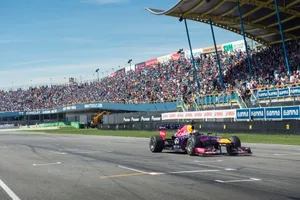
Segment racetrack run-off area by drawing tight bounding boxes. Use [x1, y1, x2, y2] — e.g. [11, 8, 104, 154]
[0, 132, 299, 200]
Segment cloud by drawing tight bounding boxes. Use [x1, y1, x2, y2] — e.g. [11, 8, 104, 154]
[80, 0, 128, 5]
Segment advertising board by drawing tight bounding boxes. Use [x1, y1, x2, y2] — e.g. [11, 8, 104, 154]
[254, 87, 297, 99]
[236, 106, 300, 120]
[161, 109, 236, 120]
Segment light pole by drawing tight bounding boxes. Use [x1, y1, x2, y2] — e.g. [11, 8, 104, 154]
[95, 69, 99, 82]
[128, 59, 132, 70]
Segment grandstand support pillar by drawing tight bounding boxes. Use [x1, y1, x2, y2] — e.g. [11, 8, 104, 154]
[183, 18, 200, 89]
[209, 19, 224, 87]
[237, 1, 253, 78]
[274, 0, 291, 75]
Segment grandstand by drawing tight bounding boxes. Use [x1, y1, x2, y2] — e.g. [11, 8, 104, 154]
[0, 0, 300, 126]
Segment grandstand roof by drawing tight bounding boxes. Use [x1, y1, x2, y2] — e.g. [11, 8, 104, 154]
[146, 0, 300, 46]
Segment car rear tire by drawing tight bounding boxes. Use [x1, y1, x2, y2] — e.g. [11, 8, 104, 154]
[227, 136, 241, 156]
[149, 135, 164, 153]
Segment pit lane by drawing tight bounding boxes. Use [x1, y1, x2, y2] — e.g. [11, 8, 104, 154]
[0, 131, 299, 200]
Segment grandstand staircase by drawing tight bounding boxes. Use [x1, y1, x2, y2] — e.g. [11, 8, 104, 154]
[235, 92, 248, 109]
[176, 97, 189, 112]
[176, 92, 248, 112]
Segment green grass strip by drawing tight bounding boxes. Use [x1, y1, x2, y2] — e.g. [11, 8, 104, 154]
[20, 127, 300, 145]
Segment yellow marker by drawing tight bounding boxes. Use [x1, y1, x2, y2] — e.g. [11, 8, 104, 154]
[199, 124, 202, 129]
[100, 172, 147, 179]
[249, 125, 252, 130]
[286, 124, 290, 130]
[223, 125, 226, 129]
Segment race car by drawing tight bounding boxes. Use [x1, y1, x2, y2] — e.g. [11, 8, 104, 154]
[149, 124, 252, 156]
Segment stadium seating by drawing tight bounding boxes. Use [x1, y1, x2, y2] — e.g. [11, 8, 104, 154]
[0, 39, 299, 112]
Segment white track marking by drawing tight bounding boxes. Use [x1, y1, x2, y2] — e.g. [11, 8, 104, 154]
[148, 172, 165, 175]
[225, 168, 237, 171]
[148, 170, 221, 175]
[194, 160, 223, 163]
[118, 165, 147, 173]
[33, 162, 61, 166]
[169, 169, 220, 174]
[0, 178, 21, 200]
[193, 162, 236, 171]
[273, 154, 285, 156]
[215, 178, 261, 183]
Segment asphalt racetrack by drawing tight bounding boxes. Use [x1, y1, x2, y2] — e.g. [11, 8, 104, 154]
[0, 132, 299, 200]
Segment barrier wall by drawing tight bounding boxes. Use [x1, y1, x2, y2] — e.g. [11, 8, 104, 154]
[97, 120, 300, 134]
[38, 121, 84, 129]
[39, 122, 71, 127]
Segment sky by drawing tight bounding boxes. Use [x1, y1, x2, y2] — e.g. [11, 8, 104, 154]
[0, 0, 243, 89]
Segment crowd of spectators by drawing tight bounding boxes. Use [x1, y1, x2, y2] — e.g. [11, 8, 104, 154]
[0, 39, 299, 112]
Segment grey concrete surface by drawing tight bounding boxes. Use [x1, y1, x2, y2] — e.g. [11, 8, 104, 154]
[0, 132, 299, 200]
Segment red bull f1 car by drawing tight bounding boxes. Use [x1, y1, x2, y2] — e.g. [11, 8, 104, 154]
[149, 125, 252, 156]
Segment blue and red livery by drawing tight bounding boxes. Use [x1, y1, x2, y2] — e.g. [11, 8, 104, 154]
[149, 125, 252, 156]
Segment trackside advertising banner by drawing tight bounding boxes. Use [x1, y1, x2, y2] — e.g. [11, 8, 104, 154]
[236, 106, 300, 120]
[135, 62, 146, 72]
[146, 58, 158, 67]
[253, 86, 300, 99]
[123, 116, 161, 122]
[161, 109, 236, 120]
